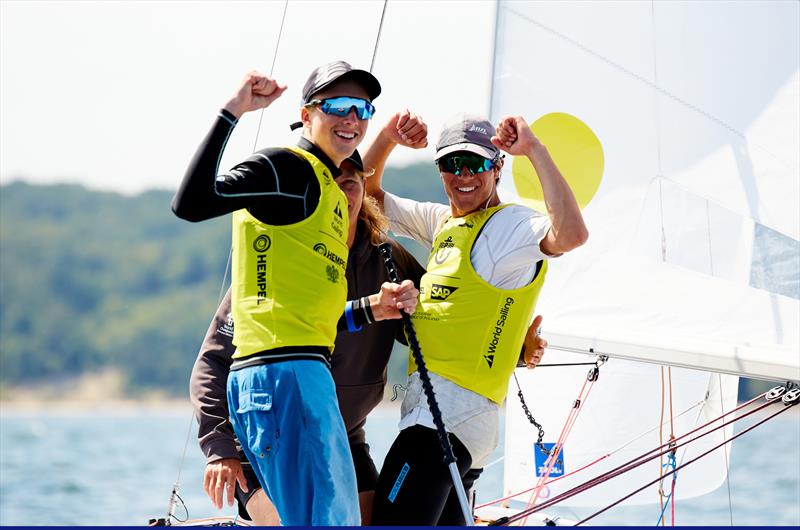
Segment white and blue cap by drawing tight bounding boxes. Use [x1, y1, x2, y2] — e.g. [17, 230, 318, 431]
[434, 113, 500, 162]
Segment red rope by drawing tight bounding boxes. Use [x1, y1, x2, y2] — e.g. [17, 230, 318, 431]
[499, 395, 774, 525]
[574, 402, 796, 525]
[521, 378, 597, 524]
[483, 391, 767, 514]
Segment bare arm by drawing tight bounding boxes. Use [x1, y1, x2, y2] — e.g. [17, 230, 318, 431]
[363, 109, 428, 210]
[492, 116, 588, 255]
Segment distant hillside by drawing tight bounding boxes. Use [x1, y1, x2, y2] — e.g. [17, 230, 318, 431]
[0, 170, 771, 400]
[0, 162, 444, 396]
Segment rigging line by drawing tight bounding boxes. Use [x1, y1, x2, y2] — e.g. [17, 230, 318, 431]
[512, 372, 547, 453]
[718, 375, 735, 526]
[476, 454, 609, 510]
[574, 402, 798, 526]
[252, 0, 290, 152]
[503, 6, 798, 174]
[378, 243, 474, 526]
[477, 399, 704, 510]
[369, 0, 389, 72]
[533, 362, 597, 368]
[168, 2, 291, 517]
[523, 378, 597, 524]
[667, 367, 676, 526]
[650, 0, 664, 179]
[498, 395, 772, 524]
[165, 411, 198, 521]
[497, 397, 776, 524]
[658, 366, 666, 521]
[476, 395, 735, 511]
[216, 247, 232, 306]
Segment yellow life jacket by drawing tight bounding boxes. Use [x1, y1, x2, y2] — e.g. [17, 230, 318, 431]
[410, 204, 548, 403]
[231, 146, 348, 358]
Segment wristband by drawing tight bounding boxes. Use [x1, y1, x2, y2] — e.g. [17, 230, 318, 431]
[360, 296, 374, 324]
[344, 300, 362, 332]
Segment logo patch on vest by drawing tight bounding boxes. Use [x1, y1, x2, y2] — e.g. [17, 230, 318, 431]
[253, 235, 271, 252]
[434, 236, 455, 264]
[430, 283, 458, 300]
[485, 297, 515, 365]
[218, 312, 234, 338]
[325, 264, 340, 284]
[313, 242, 346, 270]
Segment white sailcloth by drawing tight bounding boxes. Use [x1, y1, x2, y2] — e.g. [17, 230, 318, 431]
[490, 0, 799, 507]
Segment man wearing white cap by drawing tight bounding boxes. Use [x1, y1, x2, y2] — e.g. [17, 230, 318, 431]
[363, 111, 588, 524]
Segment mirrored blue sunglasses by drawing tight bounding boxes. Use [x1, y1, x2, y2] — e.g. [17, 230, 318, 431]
[306, 96, 376, 120]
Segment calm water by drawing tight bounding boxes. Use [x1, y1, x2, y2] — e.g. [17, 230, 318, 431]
[1, 403, 798, 526]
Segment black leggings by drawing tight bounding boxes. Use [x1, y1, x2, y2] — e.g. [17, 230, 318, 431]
[371, 425, 483, 526]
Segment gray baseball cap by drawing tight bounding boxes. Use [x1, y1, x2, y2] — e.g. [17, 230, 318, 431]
[301, 60, 381, 105]
[434, 113, 500, 162]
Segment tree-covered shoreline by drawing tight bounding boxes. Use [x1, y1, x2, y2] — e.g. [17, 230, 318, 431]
[0, 162, 443, 396]
[0, 170, 772, 400]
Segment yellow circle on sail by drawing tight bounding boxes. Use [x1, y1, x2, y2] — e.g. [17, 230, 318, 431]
[511, 113, 604, 212]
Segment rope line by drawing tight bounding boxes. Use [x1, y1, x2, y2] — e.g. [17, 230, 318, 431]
[494, 395, 775, 525]
[477, 395, 706, 510]
[575, 402, 797, 525]
[370, 0, 389, 72]
[378, 243, 474, 525]
[166, 2, 290, 521]
[521, 376, 597, 525]
[252, 0, 290, 152]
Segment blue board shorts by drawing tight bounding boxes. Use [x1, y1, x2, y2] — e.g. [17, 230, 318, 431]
[227, 360, 360, 526]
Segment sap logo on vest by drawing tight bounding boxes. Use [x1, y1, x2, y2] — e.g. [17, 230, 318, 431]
[430, 283, 458, 300]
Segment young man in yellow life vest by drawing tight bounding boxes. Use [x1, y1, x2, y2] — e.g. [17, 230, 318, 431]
[172, 62, 420, 526]
[363, 111, 588, 524]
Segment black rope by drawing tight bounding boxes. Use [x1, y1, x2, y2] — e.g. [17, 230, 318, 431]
[512, 372, 548, 455]
[535, 362, 597, 368]
[378, 242, 456, 467]
[169, 492, 189, 523]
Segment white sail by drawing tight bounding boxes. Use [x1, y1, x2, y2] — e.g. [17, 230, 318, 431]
[491, 0, 799, 509]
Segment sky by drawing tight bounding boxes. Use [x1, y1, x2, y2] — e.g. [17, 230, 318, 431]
[1, 0, 496, 195]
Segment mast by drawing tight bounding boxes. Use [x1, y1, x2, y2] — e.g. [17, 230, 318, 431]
[487, 0, 501, 121]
